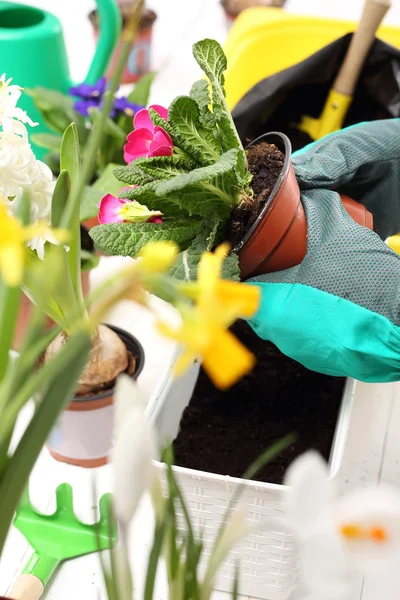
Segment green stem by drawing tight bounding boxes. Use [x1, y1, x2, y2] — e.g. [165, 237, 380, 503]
[0, 281, 20, 383]
[201, 182, 236, 205]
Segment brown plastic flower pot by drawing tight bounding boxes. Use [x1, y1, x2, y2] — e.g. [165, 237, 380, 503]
[235, 132, 374, 279]
[46, 325, 144, 468]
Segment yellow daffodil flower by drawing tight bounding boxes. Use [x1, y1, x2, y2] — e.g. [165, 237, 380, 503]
[159, 244, 260, 389]
[0, 203, 67, 287]
[138, 241, 179, 273]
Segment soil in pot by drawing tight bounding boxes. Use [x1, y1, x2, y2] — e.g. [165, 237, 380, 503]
[227, 142, 284, 249]
[172, 320, 345, 485]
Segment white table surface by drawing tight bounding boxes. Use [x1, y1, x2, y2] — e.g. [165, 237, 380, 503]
[3, 0, 400, 598]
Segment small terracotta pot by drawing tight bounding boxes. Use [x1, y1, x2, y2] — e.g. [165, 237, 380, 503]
[236, 132, 374, 279]
[46, 325, 144, 468]
[89, 7, 157, 85]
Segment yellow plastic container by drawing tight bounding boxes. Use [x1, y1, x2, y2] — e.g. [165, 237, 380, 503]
[224, 8, 400, 110]
[387, 235, 400, 254]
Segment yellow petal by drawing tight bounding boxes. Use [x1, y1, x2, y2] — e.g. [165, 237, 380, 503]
[139, 241, 179, 272]
[0, 245, 24, 286]
[202, 328, 256, 390]
[197, 243, 230, 290]
[215, 281, 260, 318]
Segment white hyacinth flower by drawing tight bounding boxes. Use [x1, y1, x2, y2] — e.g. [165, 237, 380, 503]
[113, 375, 156, 526]
[285, 452, 400, 600]
[0, 74, 56, 259]
[0, 73, 37, 133]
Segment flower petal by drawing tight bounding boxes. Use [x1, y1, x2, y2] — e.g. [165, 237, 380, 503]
[124, 128, 154, 163]
[133, 108, 153, 131]
[148, 143, 173, 158]
[202, 327, 256, 390]
[98, 193, 127, 224]
[284, 452, 335, 535]
[153, 126, 173, 147]
[150, 104, 169, 121]
[113, 375, 156, 525]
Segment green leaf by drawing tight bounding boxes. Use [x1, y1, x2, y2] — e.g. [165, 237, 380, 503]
[149, 109, 203, 166]
[118, 181, 187, 218]
[155, 149, 238, 196]
[79, 186, 104, 222]
[52, 170, 71, 228]
[169, 214, 220, 281]
[90, 219, 200, 258]
[190, 79, 217, 131]
[60, 123, 81, 291]
[0, 331, 91, 553]
[114, 164, 154, 186]
[133, 156, 194, 180]
[27, 87, 86, 140]
[192, 40, 244, 155]
[30, 133, 63, 154]
[166, 96, 221, 165]
[127, 72, 156, 106]
[93, 163, 122, 196]
[170, 215, 240, 281]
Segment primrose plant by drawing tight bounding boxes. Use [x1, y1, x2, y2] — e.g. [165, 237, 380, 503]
[90, 39, 254, 281]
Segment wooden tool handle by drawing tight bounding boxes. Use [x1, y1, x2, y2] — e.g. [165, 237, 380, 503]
[9, 575, 44, 600]
[333, 0, 391, 96]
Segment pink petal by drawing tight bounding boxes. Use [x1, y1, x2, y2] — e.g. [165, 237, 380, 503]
[133, 108, 153, 131]
[124, 128, 154, 163]
[98, 194, 127, 224]
[149, 104, 169, 121]
[153, 126, 173, 147]
[149, 216, 163, 223]
[119, 185, 138, 194]
[148, 143, 173, 158]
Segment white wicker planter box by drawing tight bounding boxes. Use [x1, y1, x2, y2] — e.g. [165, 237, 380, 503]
[147, 359, 355, 600]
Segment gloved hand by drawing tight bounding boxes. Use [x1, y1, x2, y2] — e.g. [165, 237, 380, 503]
[248, 119, 400, 382]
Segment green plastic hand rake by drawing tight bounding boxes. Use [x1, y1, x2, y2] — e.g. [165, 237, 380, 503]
[9, 484, 117, 600]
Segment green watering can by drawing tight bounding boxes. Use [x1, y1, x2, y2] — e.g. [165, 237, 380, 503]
[0, 0, 122, 159]
[8, 484, 117, 599]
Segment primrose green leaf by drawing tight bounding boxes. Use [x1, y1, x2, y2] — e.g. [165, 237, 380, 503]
[127, 72, 156, 106]
[167, 96, 221, 164]
[190, 79, 217, 131]
[114, 164, 154, 186]
[149, 109, 204, 166]
[133, 156, 194, 180]
[192, 39, 244, 156]
[118, 181, 189, 218]
[30, 133, 63, 154]
[155, 149, 238, 196]
[170, 215, 240, 281]
[90, 220, 200, 258]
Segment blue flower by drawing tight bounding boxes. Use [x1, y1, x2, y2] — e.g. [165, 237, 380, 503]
[73, 98, 101, 116]
[113, 97, 143, 117]
[69, 77, 107, 100]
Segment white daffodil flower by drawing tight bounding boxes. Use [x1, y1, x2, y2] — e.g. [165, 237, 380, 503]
[112, 375, 156, 527]
[285, 452, 400, 600]
[0, 73, 37, 133]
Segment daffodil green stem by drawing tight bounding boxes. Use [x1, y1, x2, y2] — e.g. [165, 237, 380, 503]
[0, 281, 20, 383]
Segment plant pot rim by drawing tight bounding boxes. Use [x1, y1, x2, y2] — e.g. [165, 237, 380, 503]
[232, 131, 292, 254]
[88, 7, 157, 30]
[72, 323, 144, 404]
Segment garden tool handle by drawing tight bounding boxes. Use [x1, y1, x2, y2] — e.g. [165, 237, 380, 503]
[9, 574, 44, 600]
[333, 0, 391, 96]
[85, 0, 122, 84]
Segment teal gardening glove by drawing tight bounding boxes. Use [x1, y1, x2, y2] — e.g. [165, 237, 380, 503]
[248, 120, 400, 382]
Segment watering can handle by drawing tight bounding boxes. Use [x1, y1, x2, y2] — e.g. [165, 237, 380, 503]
[85, 0, 122, 84]
[333, 0, 391, 97]
[9, 574, 44, 600]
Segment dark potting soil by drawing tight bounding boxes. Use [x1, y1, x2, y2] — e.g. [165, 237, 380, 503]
[227, 142, 285, 249]
[172, 320, 345, 485]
